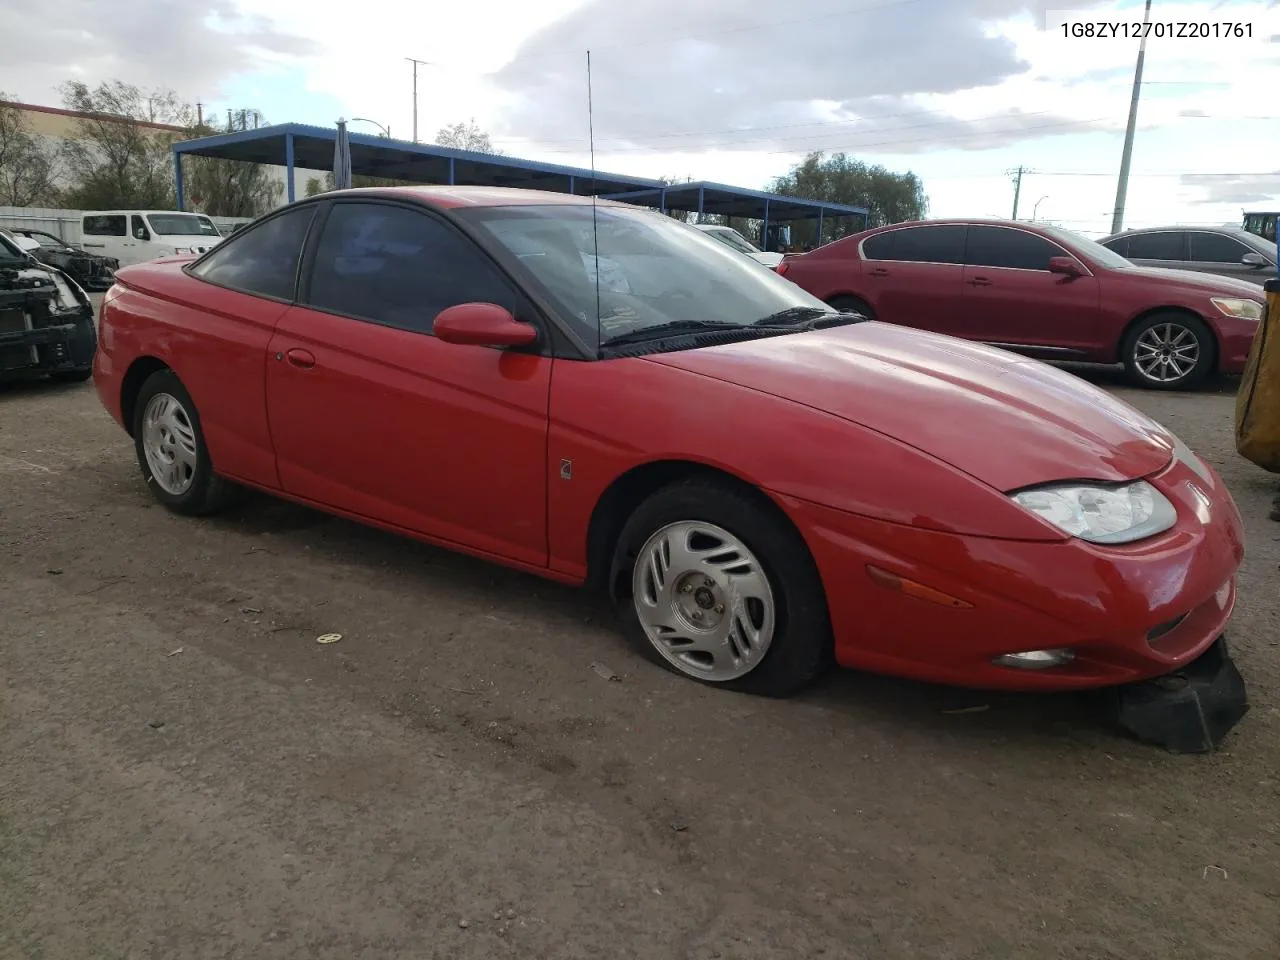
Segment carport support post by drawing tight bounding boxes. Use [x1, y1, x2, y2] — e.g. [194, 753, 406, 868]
[449, 158, 456, 185]
[697, 186, 705, 223]
[762, 200, 770, 251]
[173, 149, 185, 211]
[817, 208, 824, 247]
[568, 175, 575, 195]
[285, 133, 296, 203]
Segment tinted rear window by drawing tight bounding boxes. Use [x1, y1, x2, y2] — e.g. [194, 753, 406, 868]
[865, 225, 965, 264]
[1124, 232, 1184, 261]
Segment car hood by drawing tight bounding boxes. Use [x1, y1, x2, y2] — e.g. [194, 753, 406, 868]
[1113, 263, 1266, 296]
[646, 322, 1175, 491]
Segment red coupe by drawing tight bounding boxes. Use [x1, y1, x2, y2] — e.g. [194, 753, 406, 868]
[93, 187, 1244, 697]
[776, 218, 1265, 391]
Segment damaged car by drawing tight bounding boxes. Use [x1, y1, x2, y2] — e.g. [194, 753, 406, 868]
[0, 228, 97, 385]
[10, 228, 118, 292]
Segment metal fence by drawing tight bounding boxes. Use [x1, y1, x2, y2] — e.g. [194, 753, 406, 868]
[0, 206, 251, 244]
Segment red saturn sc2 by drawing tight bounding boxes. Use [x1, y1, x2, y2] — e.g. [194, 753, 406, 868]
[93, 187, 1244, 698]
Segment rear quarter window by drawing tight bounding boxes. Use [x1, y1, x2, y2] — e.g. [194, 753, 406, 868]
[84, 215, 126, 237]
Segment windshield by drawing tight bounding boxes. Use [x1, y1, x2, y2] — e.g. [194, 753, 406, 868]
[1243, 213, 1277, 242]
[0, 230, 25, 260]
[704, 227, 762, 255]
[459, 204, 832, 351]
[1039, 224, 1134, 269]
[146, 213, 221, 237]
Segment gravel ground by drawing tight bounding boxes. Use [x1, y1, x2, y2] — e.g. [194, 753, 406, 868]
[2, 310, 1278, 959]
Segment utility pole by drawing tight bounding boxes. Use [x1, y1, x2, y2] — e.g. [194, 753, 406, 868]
[1009, 166, 1026, 219]
[406, 58, 430, 142]
[196, 102, 204, 128]
[1111, 0, 1154, 234]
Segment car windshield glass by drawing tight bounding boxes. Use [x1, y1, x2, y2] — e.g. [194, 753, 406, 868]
[1039, 225, 1133, 269]
[1240, 232, 1278, 260]
[705, 228, 761, 255]
[146, 213, 221, 237]
[458, 204, 835, 351]
[0, 232, 25, 261]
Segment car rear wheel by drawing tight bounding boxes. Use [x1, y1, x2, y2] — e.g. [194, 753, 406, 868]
[827, 295, 874, 319]
[609, 477, 832, 697]
[1122, 312, 1215, 390]
[132, 369, 241, 516]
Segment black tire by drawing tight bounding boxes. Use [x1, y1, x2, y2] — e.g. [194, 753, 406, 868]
[1121, 311, 1215, 390]
[131, 368, 241, 516]
[608, 477, 832, 697]
[51, 368, 92, 384]
[827, 295, 874, 319]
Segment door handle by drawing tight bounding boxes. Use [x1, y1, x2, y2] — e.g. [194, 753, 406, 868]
[869, 267, 890, 277]
[283, 348, 316, 369]
[967, 276, 993, 287]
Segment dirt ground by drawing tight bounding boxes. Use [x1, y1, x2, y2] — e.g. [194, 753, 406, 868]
[2, 309, 1278, 959]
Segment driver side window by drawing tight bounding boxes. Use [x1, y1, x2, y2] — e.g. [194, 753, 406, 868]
[304, 202, 520, 335]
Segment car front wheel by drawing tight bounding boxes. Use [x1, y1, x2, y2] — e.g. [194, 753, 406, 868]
[1121, 312, 1215, 390]
[132, 369, 241, 516]
[610, 477, 832, 697]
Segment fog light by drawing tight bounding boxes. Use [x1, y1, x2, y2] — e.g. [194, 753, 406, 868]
[992, 648, 1075, 670]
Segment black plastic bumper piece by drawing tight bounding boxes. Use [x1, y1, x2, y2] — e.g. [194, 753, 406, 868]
[1115, 636, 1249, 753]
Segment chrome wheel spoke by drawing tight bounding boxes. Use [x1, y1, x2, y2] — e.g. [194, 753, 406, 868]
[631, 520, 776, 682]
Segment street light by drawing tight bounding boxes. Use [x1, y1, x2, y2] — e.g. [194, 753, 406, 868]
[1032, 196, 1049, 221]
[349, 117, 391, 138]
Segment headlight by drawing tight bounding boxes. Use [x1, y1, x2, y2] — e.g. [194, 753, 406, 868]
[1011, 481, 1176, 544]
[1210, 297, 1263, 320]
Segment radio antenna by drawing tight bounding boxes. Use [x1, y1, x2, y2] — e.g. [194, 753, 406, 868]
[587, 49, 601, 349]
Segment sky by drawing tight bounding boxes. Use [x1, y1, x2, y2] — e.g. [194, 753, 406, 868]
[0, 0, 1277, 235]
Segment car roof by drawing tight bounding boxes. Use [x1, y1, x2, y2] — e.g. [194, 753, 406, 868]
[328, 185, 635, 211]
[1099, 224, 1272, 243]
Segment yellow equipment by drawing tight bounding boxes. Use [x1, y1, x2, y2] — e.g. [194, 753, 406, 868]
[1235, 279, 1280, 472]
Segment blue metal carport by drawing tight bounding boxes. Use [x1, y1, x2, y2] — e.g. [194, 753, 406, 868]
[170, 124, 870, 240]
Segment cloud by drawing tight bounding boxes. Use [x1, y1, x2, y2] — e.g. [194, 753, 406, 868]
[1182, 171, 1280, 204]
[488, 0, 1110, 154]
[0, 0, 314, 107]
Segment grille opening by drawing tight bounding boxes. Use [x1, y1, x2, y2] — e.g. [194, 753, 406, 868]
[1147, 613, 1188, 643]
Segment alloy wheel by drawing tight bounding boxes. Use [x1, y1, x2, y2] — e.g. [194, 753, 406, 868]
[631, 520, 776, 681]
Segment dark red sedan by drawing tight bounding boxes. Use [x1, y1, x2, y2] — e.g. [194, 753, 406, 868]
[93, 188, 1243, 698]
[777, 218, 1265, 390]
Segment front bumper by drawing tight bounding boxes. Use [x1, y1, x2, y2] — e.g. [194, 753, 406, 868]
[0, 285, 96, 379]
[784, 455, 1245, 692]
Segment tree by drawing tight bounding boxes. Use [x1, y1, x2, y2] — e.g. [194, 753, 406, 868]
[434, 119, 500, 155]
[769, 151, 928, 247]
[305, 176, 326, 197]
[59, 80, 187, 209]
[182, 110, 281, 217]
[0, 94, 60, 206]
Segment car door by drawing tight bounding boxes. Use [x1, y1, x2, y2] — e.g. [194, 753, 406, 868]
[1119, 230, 1187, 271]
[1186, 231, 1273, 282]
[179, 204, 320, 490]
[956, 225, 1102, 355]
[858, 224, 967, 333]
[81, 214, 131, 264]
[266, 198, 552, 567]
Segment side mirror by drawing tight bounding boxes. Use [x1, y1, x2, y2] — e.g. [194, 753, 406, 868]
[1048, 256, 1084, 277]
[1241, 252, 1267, 268]
[434, 302, 538, 347]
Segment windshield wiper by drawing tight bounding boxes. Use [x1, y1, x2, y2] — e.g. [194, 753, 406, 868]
[602, 319, 757, 348]
[752, 306, 861, 329]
